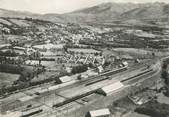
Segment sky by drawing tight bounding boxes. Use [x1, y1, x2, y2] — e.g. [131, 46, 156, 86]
[0, 0, 169, 14]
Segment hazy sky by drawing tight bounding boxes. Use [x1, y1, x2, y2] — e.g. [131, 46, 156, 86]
[0, 0, 169, 14]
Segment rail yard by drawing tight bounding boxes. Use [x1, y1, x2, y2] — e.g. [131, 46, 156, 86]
[0, 55, 165, 117]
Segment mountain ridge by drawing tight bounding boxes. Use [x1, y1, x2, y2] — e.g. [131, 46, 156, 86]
[0, 2, 169, 24]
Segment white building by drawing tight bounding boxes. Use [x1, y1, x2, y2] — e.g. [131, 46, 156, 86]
[55, 76, 72, 84]
[85, 108, 111, 117]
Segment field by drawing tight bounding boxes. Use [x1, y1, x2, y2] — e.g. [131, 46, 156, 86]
[113, 48, 151, 55]
[0, 18, 12, 25]
[25, 60, 57, 69]
[67, 48, 100, 53]
[0, 72, 20, 87]
[9, 19, 30, 27]
[33, 44, 64, 50]
[125, 112, 149, 117]
[157, 93, 169, 105]
[113, 48, 169, 57]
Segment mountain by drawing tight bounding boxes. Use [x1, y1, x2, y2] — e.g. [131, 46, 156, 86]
[0, 8, 40, 18]
[41, 13, 66, 23]
[0, 2, 169, 24]
[61, 2, 139, 23]
[62, 2, 169, 23]
[121, 2, 169, 20]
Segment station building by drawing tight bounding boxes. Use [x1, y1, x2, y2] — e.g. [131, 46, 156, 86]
[85, 108, 111, 117]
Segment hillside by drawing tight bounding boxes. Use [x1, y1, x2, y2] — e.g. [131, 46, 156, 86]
[120, 2, 169, 20]
[0, 2, 169, 24]
[61, 2, 139, 23]
[0, 8, 39, 18]
[63, 2, 169, 24]
[45, 2, 169, 24]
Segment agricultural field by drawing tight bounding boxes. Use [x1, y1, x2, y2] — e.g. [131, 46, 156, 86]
[113, 48, 169, 58]
[9, 19, 30, 27]
[0, 18, 12, 25]
[113, 48, 152, 55]
[0, 72, 20, 87]
[67, 48, 101, 54]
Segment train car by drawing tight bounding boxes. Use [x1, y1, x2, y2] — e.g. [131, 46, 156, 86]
[100, 66, 128, 77]
[20, 107, 43, 117]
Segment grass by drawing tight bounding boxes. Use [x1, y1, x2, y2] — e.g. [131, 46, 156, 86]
[0, 72, 20, 87]
[0, 18, 12, 25]
[113, 48, 150, 55]
[9, 19, 30, 27]
[114, 48, 169, 58]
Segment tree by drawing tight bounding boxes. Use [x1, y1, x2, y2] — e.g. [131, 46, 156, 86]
[71, 64, 88, 74]
[77, 75, 82, 80]
[161, 71, 169, 85]
[164, 5, 169, 21]
[0, 83, 7, 95]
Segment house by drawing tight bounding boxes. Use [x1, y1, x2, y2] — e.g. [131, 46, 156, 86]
[55, 76, 72, 84]
[26, 48, 36, 55]
[85, 108, 111, 117]
[98, 65, 104, 73]
[122, 61, 128, 67]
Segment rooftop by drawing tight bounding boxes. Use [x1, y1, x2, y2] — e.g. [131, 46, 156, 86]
[89, 108, 110, 117]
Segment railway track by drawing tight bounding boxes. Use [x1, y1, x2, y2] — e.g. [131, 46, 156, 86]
[52, 67, 156, 109]
[0, 66, 128, 98]
[0, 59, 161, 117]
[1, 61, 160, 117]
[15, 67, 160, 117]
[121, 69, 154, 83]
[85, 66, 128, 86]
[0, 58, 155, 98]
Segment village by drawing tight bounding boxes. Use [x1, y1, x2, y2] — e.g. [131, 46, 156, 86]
[0, 14, 169, 117]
